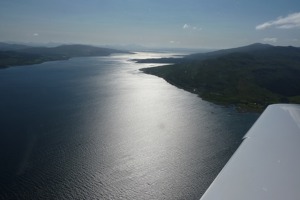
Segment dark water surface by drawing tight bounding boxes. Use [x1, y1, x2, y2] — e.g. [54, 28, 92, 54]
[0, 53, 259, 199]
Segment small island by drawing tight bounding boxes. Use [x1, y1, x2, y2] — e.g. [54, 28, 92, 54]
[140, 43, 300, 112]
[0, 43, 132, 68]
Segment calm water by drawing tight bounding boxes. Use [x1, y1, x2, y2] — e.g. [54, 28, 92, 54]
[0, 52, 259, 199]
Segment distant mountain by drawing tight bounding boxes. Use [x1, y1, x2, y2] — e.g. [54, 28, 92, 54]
[133, 44, 271, 64]
[18, 44, 130, 57]
[103, 44, 148, 51]
[141, 43, 300, 112]
[185, 43, 273, 60]
[0, 42, 32, 51]
[0, 44, 131, 68]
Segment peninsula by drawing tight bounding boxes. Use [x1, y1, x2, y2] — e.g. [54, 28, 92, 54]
[140, 43, 300, 112]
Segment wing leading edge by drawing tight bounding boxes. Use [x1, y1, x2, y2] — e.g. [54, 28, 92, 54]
[200, 104, 300, 200]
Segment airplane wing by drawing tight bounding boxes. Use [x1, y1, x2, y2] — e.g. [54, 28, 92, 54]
[200, 104, 300, 200]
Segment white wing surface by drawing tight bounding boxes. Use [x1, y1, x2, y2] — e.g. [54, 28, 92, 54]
[200, 104, 300, 200]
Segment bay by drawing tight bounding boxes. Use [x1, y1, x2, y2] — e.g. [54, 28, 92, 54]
[0, 52, 258, 199]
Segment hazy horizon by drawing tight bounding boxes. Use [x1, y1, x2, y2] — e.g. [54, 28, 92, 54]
[1, 0, 300, 49]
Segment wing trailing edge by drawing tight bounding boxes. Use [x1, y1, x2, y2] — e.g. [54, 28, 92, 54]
[200, 104, 300, 200]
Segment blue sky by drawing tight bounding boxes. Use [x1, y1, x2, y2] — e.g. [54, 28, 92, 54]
[1, 0, 300, 48]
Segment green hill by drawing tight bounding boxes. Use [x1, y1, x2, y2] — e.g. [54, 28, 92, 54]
[141, 44, 300, 112]
[0, 43, 131, 68]
[0, 42, 31, 51]
[0, 51, 67, 68]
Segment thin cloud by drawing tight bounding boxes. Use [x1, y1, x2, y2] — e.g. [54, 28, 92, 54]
[33, 33, 39, 36]
[183, 24, 190, 29]
[263, 37, 278, 43]
[256, 12, 300, 30]
[183, 24, 201, 31]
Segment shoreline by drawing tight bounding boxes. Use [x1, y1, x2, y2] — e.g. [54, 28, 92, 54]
[140, 67, 264, 113]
